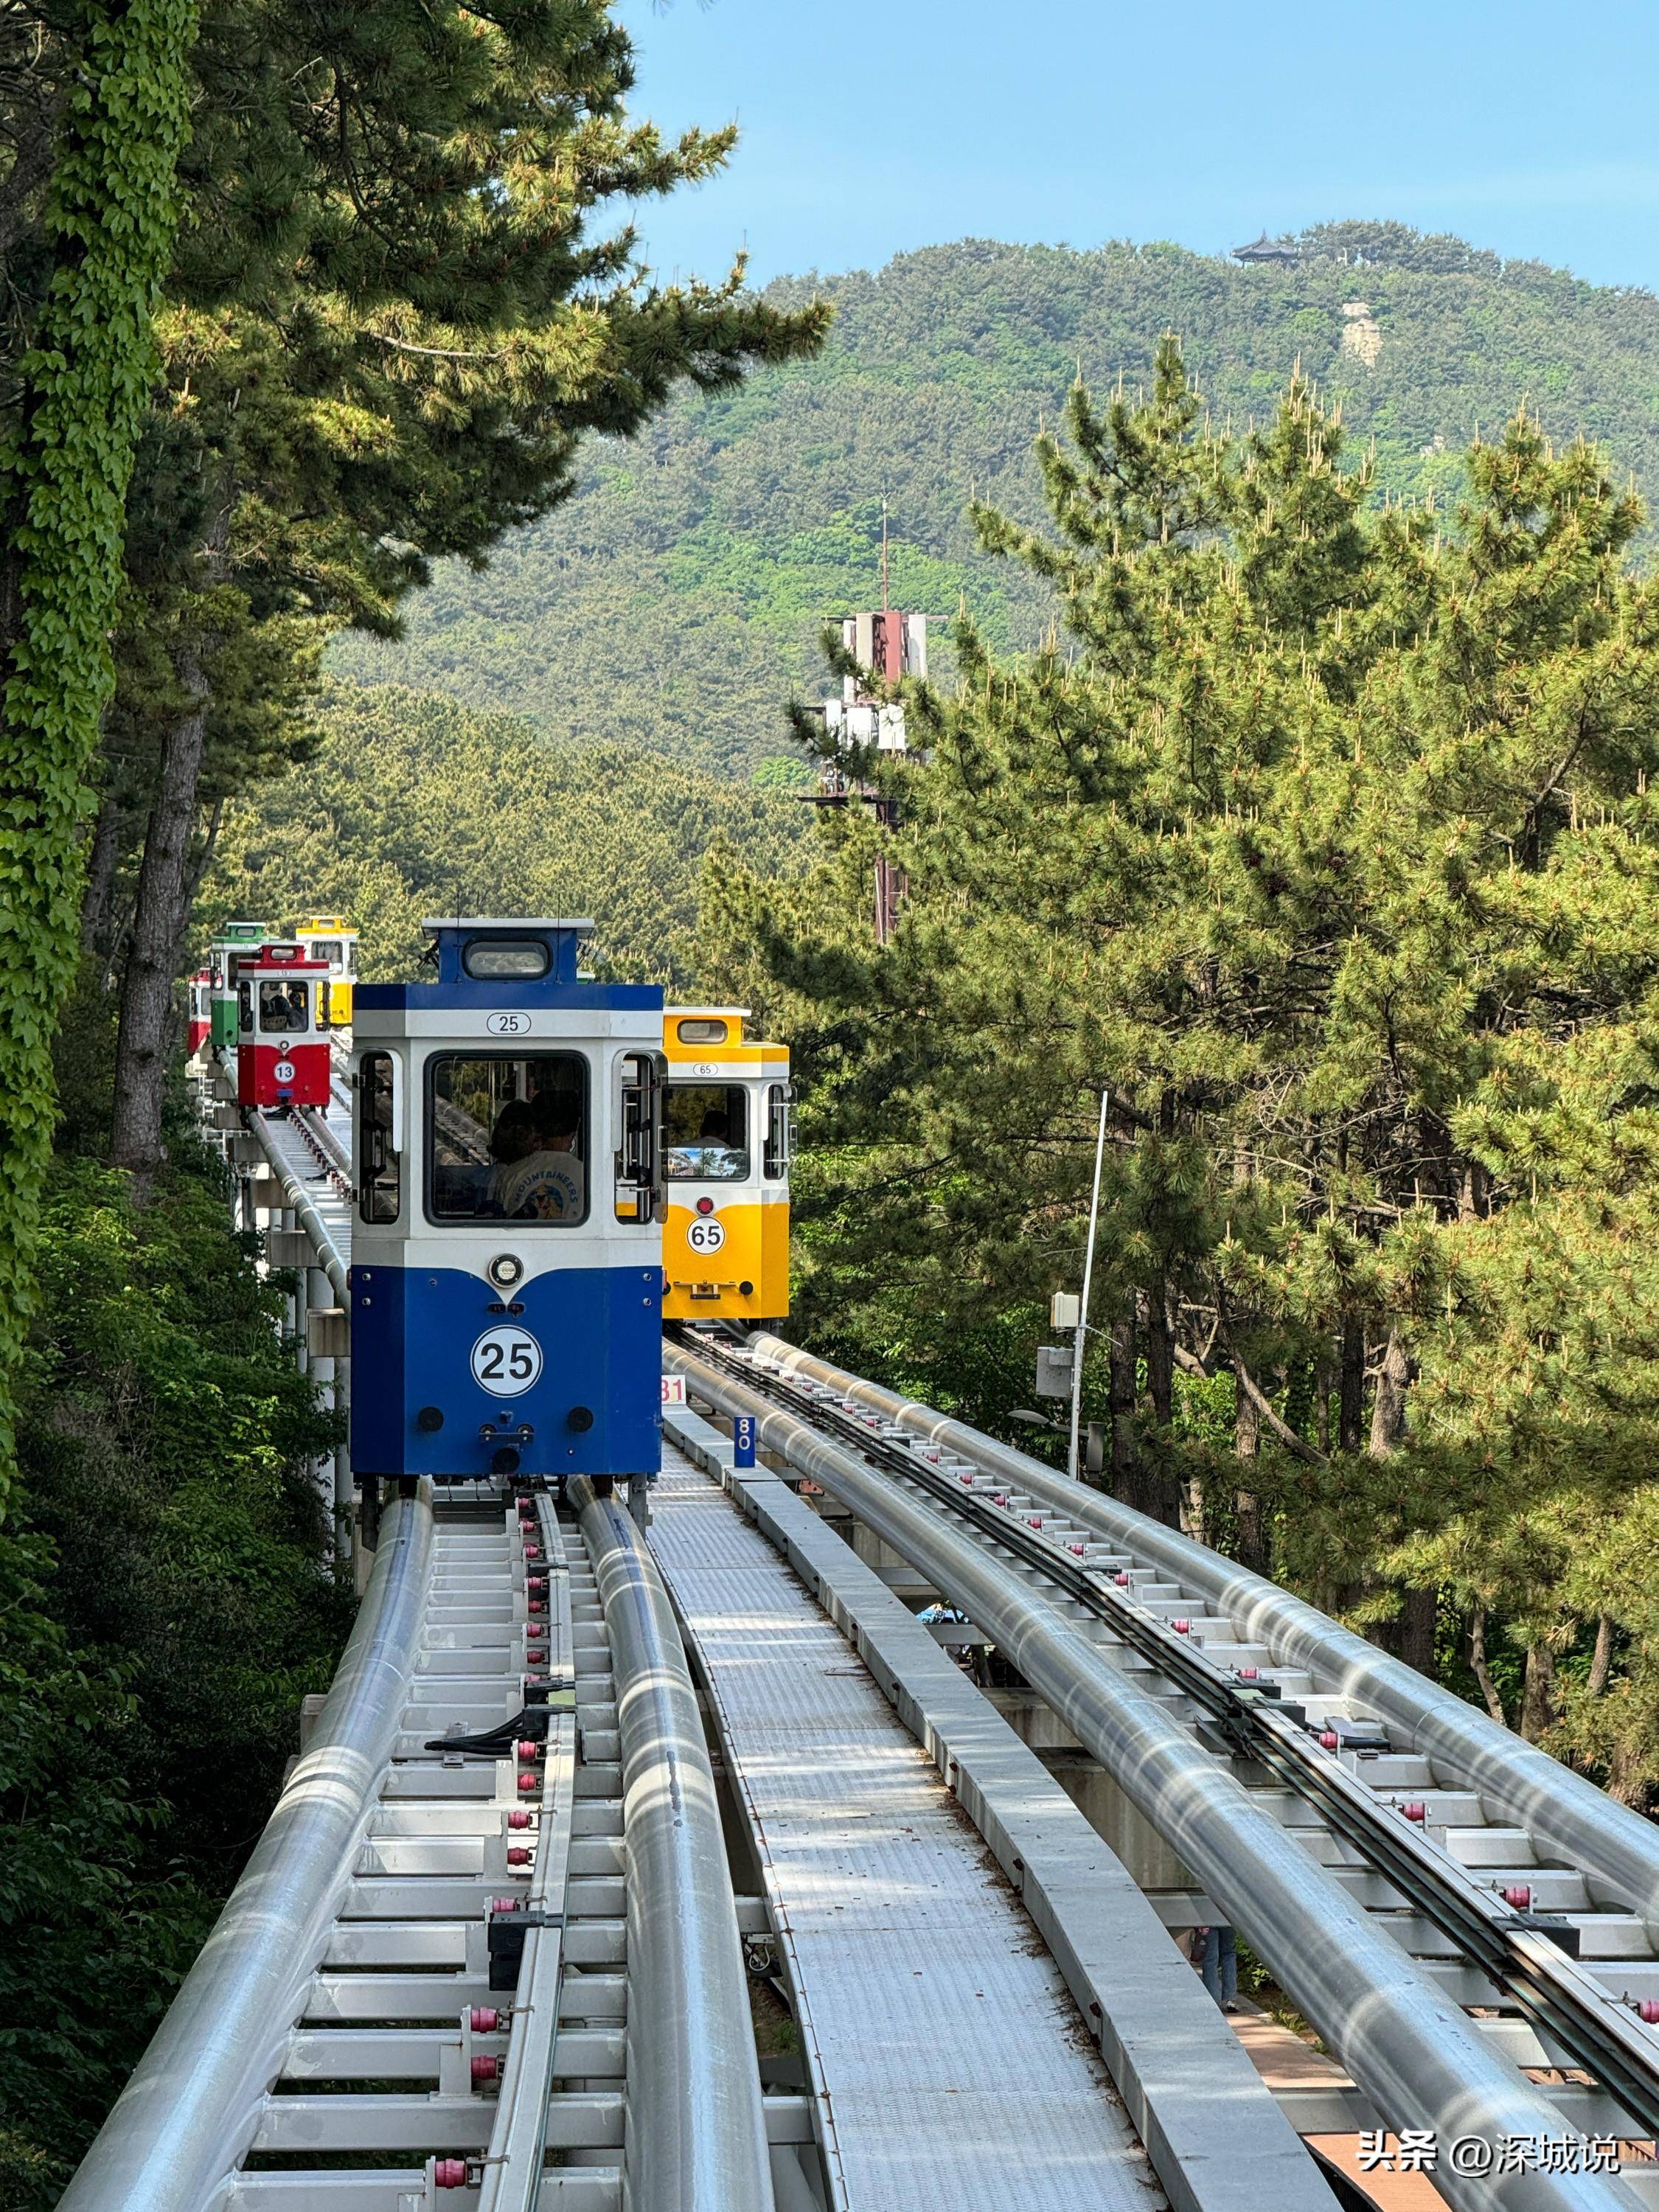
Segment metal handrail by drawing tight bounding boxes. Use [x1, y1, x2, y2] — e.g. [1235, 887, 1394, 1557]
[570, 1475, 776, 2212]
[694, 1336, 1659, 2139]
[751, 1332, 1659, 1938]
[59, 1488, 434, 2212]
[669, 1343, 1639, 2212]
[247, 1110, 349, 1302]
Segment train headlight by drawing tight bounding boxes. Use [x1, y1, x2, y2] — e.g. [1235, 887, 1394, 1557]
[487, 1253, 525, 1289]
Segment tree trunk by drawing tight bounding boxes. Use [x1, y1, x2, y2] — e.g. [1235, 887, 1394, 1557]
[1368, 1327, 1411, 1454]
[1108, 1310, 1139, 1507]
[1234, 1368, 1266, 1574]
[1144, 1279, 1173, 1427]
[1468, 1607, 1506, 1725]
[80, 787, 123, 961]
[1338, 1315, 1366, 1453]
[1587, 1613, 1615, 1698]
[1399, 1588, 1437, 1676]
[1366, 1327, 1433, 1669]
[1520, 1641, 1557, 1744]
[109, 502, 229, 1182]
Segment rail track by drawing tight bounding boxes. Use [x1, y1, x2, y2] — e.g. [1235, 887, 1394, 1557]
[667, 1328, 1659, 2212]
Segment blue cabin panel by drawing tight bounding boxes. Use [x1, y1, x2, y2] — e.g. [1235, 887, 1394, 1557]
[351, 1261, 662, 1482]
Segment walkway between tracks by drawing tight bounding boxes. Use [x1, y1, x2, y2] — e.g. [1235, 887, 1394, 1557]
[649, 1432, 1335, 2212]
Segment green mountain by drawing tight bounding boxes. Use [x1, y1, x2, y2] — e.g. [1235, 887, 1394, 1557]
[212, 687, 810, 991]
[333, 222, 1659, 779]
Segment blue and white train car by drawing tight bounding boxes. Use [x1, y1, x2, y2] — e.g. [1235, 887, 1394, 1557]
[349, 918, 667, 1491]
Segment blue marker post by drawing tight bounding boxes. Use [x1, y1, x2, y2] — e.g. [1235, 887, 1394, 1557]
[732, 1415, 757, 1470]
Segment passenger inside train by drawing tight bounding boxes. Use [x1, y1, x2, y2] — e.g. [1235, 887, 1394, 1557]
[428, 1052, 589, 1222]
[665, 1083, 749, 1178]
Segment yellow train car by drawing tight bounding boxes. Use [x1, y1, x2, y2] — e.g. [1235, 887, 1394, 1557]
[293, 915, 358, 1026]
[661, 1006, 791, 1325]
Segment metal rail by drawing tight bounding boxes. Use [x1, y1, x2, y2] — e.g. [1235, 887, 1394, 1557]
[245, 1108, 349, 1300]
[571, 1475, 776, 2212]
[667, 1340, 1644, 2212]
[689, 1336, 1659, 2140]
[751, 1333, 1659, 1941]
[477, 1491, 580, 2212]
[59, 1489, 435, 2212]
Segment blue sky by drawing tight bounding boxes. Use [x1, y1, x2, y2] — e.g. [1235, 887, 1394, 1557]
[618, 0, 1659, 292]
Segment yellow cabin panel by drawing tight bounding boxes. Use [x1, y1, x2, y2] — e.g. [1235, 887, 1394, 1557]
[660, 1006, 791, 1325]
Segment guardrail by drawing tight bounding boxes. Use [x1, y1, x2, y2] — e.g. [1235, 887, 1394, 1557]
[751, 1332, 1659, 1941]
[58, 1489, 434, 2212]
[670, 1342, 1641, 2212]
[571, 1473, 776, 2212]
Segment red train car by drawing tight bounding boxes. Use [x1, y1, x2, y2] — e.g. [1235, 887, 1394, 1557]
[186, 967, 212, 1057]
[235, 943, 333, 1110]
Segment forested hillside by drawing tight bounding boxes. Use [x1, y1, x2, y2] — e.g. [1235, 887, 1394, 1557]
[337, 221, 1659, 776]
[712, 343, 1659, 1798]
[209, 687, 810, 989]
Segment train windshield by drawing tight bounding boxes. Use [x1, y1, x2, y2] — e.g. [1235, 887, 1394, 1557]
[665, 1083, 748, 1181]
[427, 1053, 589, 1225]
[308, 939, 342, 967]
[259, 979, 310, 1033]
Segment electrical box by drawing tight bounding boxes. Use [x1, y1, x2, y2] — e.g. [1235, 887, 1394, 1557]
[1034, 1345, 1074, 1399]
[1050, 1291, 1080, 1330]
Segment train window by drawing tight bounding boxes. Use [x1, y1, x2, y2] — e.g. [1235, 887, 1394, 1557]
[764, 1083, 793, 1180]
[664, 1084, 748, 1181]
[427, 1053, 589, 1225]
[462, 938, 550, 981]
[309, 939, 342, 966]
[358, 1053, 400, 1224]
[676, 1017, 728, 1046]
[237, 980, 253, 1036]
[259, 978, 310, 1033]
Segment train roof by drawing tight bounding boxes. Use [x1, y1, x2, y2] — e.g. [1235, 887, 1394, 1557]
[421, 917, 596, 934]
[361, 915, 656, 1012]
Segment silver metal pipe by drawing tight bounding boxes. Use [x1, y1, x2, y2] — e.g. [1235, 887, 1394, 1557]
[754, 1333, 1659, 1935]
[570, 1475, 775, 2212]
[671, 1346, 1638, 2212]
[247, 1113, 349, 1302]
[59, 1489, 434, 2212]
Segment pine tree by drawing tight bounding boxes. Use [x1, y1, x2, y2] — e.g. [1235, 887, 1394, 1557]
[102, 0, 827, 1177]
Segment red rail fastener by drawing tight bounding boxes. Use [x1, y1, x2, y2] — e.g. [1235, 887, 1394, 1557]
[471, 2055, 499, 2084]
[434, 2160, 469, 2188]
[1639, 1999, 1659, 2025]
[1114, 1572, 1130, 1586]
[470, 2006, 500, 2033]
[1237, 1666, 1259, 1680]
[1319, 1731, 1340, 1750]
[507, 1846, 532, 1867]
[515, 1739, 539, 1761]
[1069, 1544, 1085, 1557]
[1503, 1885, 1533, 1910]
[1172, 1618, 1190, 1635]
[516, 1772, 538, 1795]
[1401, 1801, 1427, 1823]
[507, 1809, 532, 1831]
